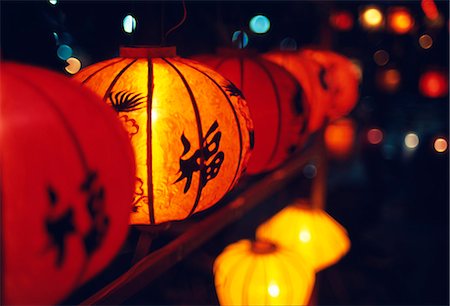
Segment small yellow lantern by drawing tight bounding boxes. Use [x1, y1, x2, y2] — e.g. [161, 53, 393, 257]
[214, 239, 315, 306]
[256, 199, 350, 271]
[73, 47, 253, 224]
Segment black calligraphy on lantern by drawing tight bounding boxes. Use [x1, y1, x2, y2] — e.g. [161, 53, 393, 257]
[175, 121, 225, 193]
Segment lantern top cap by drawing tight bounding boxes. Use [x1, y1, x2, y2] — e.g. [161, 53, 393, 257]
[217, 47, 258, 57]
[120, 46, 177, 58]
[251, 240, 277, 254]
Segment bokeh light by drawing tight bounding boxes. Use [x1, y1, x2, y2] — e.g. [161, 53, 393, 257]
[433, 137, 448, 153]
[65, 57, 82, 74]
[419, 70, 449, 98]
[330, 10, 354, 31]
[48, 0, 57, 5]
[123, 15, 137, 34]
[373, 50, 389, 66]
[404, 133, 419, 149]
[350, 58, 363, 82]
[388, 7, 414, 34]
[232, 30, 249, 48]
[53, 32, 59, 45]
[421, 0, 439, 21]
[360, 6, 384, 30]
[280, 37, 297, 51]
[249, 15, 270, 34]
[377, 68, 401, 93]
[303, 163, 317, 179]
[367, 128, 383, 145]
[419, 34, 433, 49]
[56, 44, 73, 60]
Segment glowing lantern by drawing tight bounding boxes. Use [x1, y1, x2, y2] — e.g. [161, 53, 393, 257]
[214, 239, 315, 305]
[264, 50, 326, 133]
[192, 49, 307, 174]
[256, 199, 350, 272]
[387, 7, 414, 35]
[419, 70, 449, 98]
[73, 47, 253, 224]
[299, 49, 360, 120]
[1, 62, 135, 304]
[324, 118, 356, 159]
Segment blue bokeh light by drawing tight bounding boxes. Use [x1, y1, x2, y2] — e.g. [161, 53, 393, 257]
[123, 15, 137, 34]
[232, 31, 249, 48]
[57, 44, 73, 60]
[249, 15, 270, 34]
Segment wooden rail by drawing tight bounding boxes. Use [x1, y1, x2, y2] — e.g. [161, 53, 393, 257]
[82, 135, 325, 305]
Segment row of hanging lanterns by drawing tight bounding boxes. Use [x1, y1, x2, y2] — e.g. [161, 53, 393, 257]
[2, 43, 360, 304]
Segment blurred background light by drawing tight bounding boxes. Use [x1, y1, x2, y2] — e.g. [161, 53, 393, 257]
[56, 44, 73, 60]
[377, 68, 401, 93]
[419, 70, 449, 98]
[360, 6, 384, 30]
[419, 34, 433, 49]
[421, 0, 439, 21]
[404, 133, 419, 149]
[232, 30, 249, 48]
[53, 32, 59, 45]
[373, 49, 389, 66]
[280, 37, 297, 51]
[303, 163, 317, 179]
[387, 7, 415, 34]
[48, 0, 57, 5]
[433, 137, 448, 153]
[249, 15, 270, 34]
[330, 10, 354, 31]
[65, 57, 82, 74]
[123, 15, 137, 34]
[367, 128, 383, 145]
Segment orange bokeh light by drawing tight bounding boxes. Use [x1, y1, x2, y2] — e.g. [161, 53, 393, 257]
[434, 137, 448, 153]
[367, 128, 383, 145]
[324, 118, 356, 158]
[419, 70, 449, 98]
[377, 68, 401, 93]
[388, 7, 414, 34]
[330, 10, 354, 31]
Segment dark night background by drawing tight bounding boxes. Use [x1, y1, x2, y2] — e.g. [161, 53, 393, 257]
[1, 1, 449, 305]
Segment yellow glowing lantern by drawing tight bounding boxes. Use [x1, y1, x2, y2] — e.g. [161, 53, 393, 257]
[256, 199, 350, 272]
[214, 239, 315, 305]
[73, 47, 254, 224]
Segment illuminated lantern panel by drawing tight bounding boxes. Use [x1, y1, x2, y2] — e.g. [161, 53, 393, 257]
[329, 10, 354, 31]
[387, 7, 415, 35]
[214, 239, 315, 305]
[419, 70, 449, 98]
[300, 49, 360, 120]
[193, 49, 307, 174]
[264, 50, 326, 133]
[360, 6, 384, 30]
[1, 63, 135, 305]
[74, 47, 253, 224]
[324, 118, 356, 159]
[256, 199, 351, 272]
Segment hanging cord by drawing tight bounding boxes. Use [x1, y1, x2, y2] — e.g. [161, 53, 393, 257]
[162, 0, 187, 45]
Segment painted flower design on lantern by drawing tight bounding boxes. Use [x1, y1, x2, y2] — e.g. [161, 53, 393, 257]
[119, 115, 139, 138]
[175, 121, 225, 193]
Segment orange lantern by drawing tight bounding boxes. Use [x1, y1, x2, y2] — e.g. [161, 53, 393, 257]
[324, 117, 356, 159]
[300, 49, 360, 120]
[264, 50, 327, 133]
[419, 70, 449, 98]
[256, 199, 350, 272]
[1, 62, 135, 305]
[214, 239, 315, 305]
[73, 47, 253, 224]
[192, 49, 308, 174]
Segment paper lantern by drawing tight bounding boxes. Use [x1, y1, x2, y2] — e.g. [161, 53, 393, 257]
[263, 50, 327, 133]
[193, 49, 308, 174]
[1, 62, 135, 305]
[324, 118, 356, 159]
[299, 49, 360, 120]
[256, 199, 350, 272]
[73, 47, 253, 224]
[214, 239, 315, 305]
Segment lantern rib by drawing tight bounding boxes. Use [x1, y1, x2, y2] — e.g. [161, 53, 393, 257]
[213, 56, 233, 72]
[262, 257, 268, 305]
[241, 256, 257, 305]
[147, 57, 155, 224]
[274, 251, 295, 304]
[161, 58, 205, 218]
[251, 57, 283, 169]
[80, 58, 126, 85]
[176, 60, 244, 193]
[221, 253, 246, 304]
[7, 72, 89, 171]
[102, 59, 138, 101]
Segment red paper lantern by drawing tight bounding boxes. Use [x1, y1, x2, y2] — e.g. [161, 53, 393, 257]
[73, 47, 253, 224]
[299, 49, 360, 120]
[263, 50, 327, 133]
[1, 62, 135, 305]
[193, 49, 308, 174]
